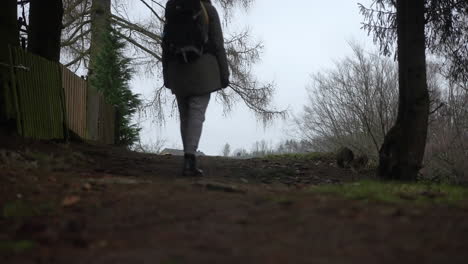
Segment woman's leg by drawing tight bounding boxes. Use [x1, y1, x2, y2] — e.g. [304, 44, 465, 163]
[183, 93, 211, 154]
[176, 93, 210, 176]
[176, 96, 189, 152]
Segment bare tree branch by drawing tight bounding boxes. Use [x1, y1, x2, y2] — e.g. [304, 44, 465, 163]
[138, 0, 164, 23]
[111, 14, 162, 42]
[64, 49, 90, 67]
[114, 31, 162, 60]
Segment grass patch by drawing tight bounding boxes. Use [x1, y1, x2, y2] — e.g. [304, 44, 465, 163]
[20, 148, 87, 172]
[2, 200, 55, 220]
[271, 196, 295, 206]
[311, 180, 468, 205]
[0, 240, 36, 255]
[24, 150, 67, 171]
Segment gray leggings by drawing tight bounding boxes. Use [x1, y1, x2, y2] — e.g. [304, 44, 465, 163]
[176, 94, 211, 154]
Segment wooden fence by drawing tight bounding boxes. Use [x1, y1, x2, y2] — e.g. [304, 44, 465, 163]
[10, 46, 65, 139]
[82, 87, 116, 144]
[7, 47, 116, 144]
[62, 66, 87, 139]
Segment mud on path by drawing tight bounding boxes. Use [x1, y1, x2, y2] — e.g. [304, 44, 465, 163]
[1, 139, 468, 264]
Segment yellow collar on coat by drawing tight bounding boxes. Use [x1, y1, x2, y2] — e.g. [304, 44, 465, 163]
[201, 1, 209, 25]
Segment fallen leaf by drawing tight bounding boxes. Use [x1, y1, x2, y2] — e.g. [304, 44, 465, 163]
[62, 196, 80, 207]
[82, 183, 92, 191]
[96, 240, 108, 248]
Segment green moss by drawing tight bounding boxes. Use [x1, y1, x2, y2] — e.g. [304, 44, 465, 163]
[21, 148, 91, 172]
[2, 201, 37, 220]
[311, 180, 468, 205]
[2, 200, 55, 220]
[0, 240, 36, 254]
[272, 196, 295, 206]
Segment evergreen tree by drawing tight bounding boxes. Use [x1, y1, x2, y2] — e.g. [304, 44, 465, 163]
[89, 25, 141, 147]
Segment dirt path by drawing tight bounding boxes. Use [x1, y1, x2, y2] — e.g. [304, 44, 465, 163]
[1, 141, 468, 263]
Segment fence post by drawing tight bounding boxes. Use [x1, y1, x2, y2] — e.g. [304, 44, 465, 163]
[87, 88, 99, 141]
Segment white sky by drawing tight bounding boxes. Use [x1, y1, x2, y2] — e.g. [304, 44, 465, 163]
[131, 0, 376, 156]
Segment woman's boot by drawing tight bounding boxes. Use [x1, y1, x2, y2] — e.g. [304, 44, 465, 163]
[183, 153, 204, 177]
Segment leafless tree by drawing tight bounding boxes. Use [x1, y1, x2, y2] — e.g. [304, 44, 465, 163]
[61, 0, 93, 70]
[250, 139, 275, 157]
[294, 44, 399, 158]
[275, 139, 311, 154]
[294, 42, 466, 181]
[221, 143, 231, 157]
[132, 137, 166, 154]
[425, 79, 468, 182]
[231, 148, 249, 158]
[295, 44, 445, 160]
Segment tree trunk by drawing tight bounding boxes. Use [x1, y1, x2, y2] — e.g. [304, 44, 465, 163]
[87, 0, 111, 141]
[88, 0, 111, 77]
[28, 0, 64, 62]
[0, 0, 19, 132]
[378, 0, 430, 180]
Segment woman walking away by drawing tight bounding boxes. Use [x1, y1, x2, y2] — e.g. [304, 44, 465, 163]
[162, 0, 230, 177]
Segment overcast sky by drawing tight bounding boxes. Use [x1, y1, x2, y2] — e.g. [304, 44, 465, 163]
[132, 0, 376, 155]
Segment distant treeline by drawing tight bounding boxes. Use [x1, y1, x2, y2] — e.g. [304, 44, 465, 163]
[229, 139, 313, 158]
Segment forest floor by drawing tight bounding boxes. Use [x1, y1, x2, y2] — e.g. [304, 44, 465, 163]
[1, 137, 468, 264]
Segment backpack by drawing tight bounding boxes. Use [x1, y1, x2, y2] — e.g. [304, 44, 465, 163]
[164, 0, 210, 63]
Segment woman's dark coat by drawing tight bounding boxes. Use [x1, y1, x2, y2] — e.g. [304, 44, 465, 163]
[162, 0, 230, 97]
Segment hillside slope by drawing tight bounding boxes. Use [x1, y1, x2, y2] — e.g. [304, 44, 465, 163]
[1, 140, 467, 263]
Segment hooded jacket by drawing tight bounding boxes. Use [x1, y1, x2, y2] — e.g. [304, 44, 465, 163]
[162, 0, 230, 97]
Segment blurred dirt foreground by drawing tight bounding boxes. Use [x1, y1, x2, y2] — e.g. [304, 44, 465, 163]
[1, 138, 468, 264]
